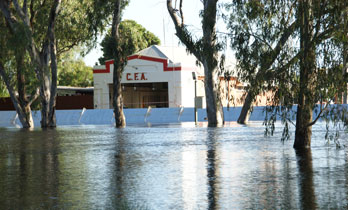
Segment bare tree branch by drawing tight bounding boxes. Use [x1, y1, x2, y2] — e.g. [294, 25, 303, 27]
[28, 88, 40, 106]
[167, 0, 202, 61]
[12, 0, 30, 25]
[0, 1, 17, 31]
[179, 0, 184, 23]
[0, 62, 23, 115]
[23, 0, 28, 17]
[29, 0, 36, 27]
[307, 102, 330, 127]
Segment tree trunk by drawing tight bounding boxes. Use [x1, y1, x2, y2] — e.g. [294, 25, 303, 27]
[294, 104, 313, 148]
[236, 18, 297, 125]
[201, 0, 224, 127]
[343, 2, 348, 104]
[111, 0, 126, 128]
[0, 62, 34, 128]
[343, 35, 348, 104]
[39, 70, 53, 127]
[16, 53, 35, 128]
[237, 91, 253, 124]
[113, 64, 126, 127]
[203, 61, 224, 127]
[343, 48, 348, 104]
[48, 13, 58, 127]
[167, 0, 224, 127]
[39, 0, 60, 128]
[294, 0, 316, 149]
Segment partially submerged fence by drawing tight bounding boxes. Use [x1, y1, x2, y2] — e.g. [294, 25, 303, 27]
[0, 107, 272, 128]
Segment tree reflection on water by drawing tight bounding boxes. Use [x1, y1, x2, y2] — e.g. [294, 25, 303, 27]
[295, 148, 317, 209]
[0, 124, 348, 209]
[0, 129, 61, 208]
[206, 128, 219, 210]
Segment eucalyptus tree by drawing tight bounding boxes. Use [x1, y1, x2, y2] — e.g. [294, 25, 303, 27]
[0, 22, 38, 128]
[226, 0, 298, 124]
[98, 20, 160, 65]
[0, 0, 112, 128]
[167, 0, 225, 127]
[338, 1, 348, 104]
[106, 0, 129, 128]
[99, 18, 160, 127]
[0, 1, 51, 128]
[227, 0, 348, 149]
[286, 0, 348, 148]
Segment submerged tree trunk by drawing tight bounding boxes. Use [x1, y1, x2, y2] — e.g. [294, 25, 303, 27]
[16, 53, 37, 128]
[294, 0, 316, 149]
[39, 0, 60, 128]
[167, 0, 224, 127]
[236, 20, 297, 125]
[203, 62, 224, 126]
[112, 0, 126, 128]
[39, 64, 54, 127]
[202, 1, 224, 127]
[237, 91, 254, 124]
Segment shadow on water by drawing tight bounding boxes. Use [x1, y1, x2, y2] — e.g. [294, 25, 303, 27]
[295, 148, 317, 209]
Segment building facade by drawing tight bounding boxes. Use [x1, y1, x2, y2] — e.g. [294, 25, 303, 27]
[93, 45, 206, 109]
[92, 45, 271, 109]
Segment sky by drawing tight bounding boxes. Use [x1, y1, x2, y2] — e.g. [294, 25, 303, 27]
[83, 0, 227, 67]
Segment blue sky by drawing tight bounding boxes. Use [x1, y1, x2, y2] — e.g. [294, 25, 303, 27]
[83, 0, 227, 66]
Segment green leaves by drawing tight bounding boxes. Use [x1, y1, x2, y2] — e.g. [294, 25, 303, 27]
[226, 0, 348, 142]
[98, 20, 160, 65]
[58, 50, 93, 87]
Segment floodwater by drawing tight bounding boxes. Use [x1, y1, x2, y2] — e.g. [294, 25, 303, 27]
[0, 122, 348, 209]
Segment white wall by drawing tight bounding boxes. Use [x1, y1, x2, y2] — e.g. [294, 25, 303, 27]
[93, 58, 204, 109]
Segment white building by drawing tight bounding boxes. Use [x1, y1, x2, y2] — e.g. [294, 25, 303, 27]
[93, 45, 207, 109]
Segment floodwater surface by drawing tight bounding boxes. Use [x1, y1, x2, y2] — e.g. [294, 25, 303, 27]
[0, 122, 348, 209]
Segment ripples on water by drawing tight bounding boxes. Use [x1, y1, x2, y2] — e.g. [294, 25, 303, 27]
[0, 122, 347, 209]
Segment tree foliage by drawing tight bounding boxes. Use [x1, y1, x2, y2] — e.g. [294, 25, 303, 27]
[58, 50, 93, 87]
[226, 0, 348, 147]
[0, 0, 115, 128]
[225, 0, 298, 124]
[98, 19, 160, 65]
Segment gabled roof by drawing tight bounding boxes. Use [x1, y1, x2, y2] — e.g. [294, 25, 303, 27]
[135, 45, 168, 60]
[132, 45, 237, 75]
[134, 45, 198, 66]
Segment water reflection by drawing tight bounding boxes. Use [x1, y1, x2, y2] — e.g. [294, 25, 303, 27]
[206, 128, 219, 210]
[0, 129, 60, 208]
[114, 129, 126, 201]
[295, 148, 317, 209]
[0, 123, 348, 209]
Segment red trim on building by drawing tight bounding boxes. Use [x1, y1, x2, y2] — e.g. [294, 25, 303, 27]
[93, 55, 182, 73]
[128, 55, 181, 71]
[93, 60, 114, 74]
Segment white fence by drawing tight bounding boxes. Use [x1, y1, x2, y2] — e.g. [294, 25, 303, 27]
[0, 106, 287, 128]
